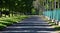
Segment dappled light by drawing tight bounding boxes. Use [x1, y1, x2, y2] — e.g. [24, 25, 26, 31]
[0, 0, 60, 33]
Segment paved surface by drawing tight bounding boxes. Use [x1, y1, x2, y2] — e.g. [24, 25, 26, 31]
[0, 15, 57, 33]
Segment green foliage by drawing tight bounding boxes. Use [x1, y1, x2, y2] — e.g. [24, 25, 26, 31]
[0, 24, 6, 30]
[0, 0, 34, 15]
[32, 8, 36, 15]
[39, 0, 60, 10]
[0, 15, 28, 30]
[0, 21, 12, 26]
[54, 26, 60, 31]
[48, 22, 56, 26]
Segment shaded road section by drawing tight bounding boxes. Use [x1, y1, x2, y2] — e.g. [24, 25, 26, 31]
[0, 15, 56, 33]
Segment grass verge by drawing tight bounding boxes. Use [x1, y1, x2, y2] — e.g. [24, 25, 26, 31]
[0, 15, 28, 30]
[40, 16, 60, 32]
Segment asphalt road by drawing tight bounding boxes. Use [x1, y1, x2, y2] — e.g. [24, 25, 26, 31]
[0, 15, 57, 33]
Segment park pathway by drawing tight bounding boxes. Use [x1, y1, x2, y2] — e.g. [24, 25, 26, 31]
[0, 15, 57, 33]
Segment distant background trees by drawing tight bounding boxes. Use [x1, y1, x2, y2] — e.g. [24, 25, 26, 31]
[39, 0, 60, 11]
[0, 0, 35, 17]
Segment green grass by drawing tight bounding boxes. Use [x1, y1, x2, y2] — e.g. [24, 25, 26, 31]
[40, 16, 60, 31]
[0, 21, 12, 26]
[0, 24, 7, 30]
[54, 26, 60, 31]
[48, 22, 56, 26]
[48, 22, 60, 31]
[0, 15, 28, 30]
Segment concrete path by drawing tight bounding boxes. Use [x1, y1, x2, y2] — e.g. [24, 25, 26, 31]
[0, 15, 57, 33]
